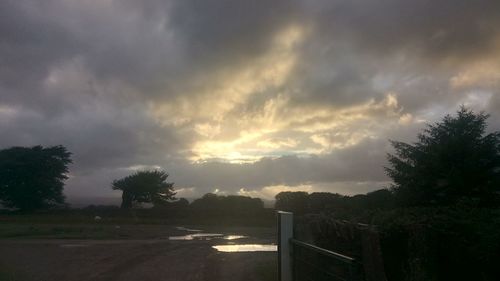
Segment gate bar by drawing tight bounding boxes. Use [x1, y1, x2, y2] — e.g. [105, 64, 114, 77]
[290, 239, 356, 264]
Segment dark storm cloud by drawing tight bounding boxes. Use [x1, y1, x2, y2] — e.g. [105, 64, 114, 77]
[305, 0, 500, 60]
[1, 0, 178, 109]
[0, 1, 81, 111]
[0, 1, 185, 177]
[167, 0, 298, 65]
[0, 99, 182, 174]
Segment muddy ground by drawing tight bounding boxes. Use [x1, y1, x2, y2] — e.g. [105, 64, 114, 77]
[0, 225, 277, 281]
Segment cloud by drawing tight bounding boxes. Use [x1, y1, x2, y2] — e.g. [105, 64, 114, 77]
[304, 0, 500, 61]
[1, 0, 500, 203]
[167, 137, 391, 194]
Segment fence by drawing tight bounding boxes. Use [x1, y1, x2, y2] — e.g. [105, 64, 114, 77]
[278, 211, 363, 281]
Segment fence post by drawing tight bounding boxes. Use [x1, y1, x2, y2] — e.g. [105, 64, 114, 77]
[278, 211, 293, 281]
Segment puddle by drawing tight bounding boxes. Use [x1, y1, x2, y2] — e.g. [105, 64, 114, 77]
[169, 233, 223, 240]
[169, 233, 249, 241]
[170, 227, 250, 241]
[223, 235, 248, 240]
[175, 226, 202, 232]
[212, 244, 277, 252]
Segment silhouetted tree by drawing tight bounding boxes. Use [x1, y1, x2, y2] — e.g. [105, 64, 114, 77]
[172, 197, 189, 208]
[308, 192, 344, 213]
[386, 107, 500, 206]
[275, 191, 309, 214]
[364, 189, 394, 209]
[189, 193, 217, 213]
[0, 145, 72, 211]
[153, 197, 189, 210]
[112, 170, 175, 209]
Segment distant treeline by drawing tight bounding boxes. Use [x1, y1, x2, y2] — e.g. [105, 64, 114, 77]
[82, 189, 393, 216]
[81, 193, 273, 226]
[274, 189, 394, 215]
[77, 189, 397, 226]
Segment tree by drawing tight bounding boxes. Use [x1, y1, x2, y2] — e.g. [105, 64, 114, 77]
[112, 170, 175, 209]
[386, 107, 500, 206]
[307, 192, 343, 213]
[0, 145, 72, 211]
[363, 189, 394, 209]
[275, 191, 309, 214]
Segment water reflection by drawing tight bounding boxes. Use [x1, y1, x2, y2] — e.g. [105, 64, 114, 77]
[175, 226, 202, 232]
[223, 235, 248, 240]
[169, 233, 223, 240]
[212, 244, 277, 252]
[169, 233, 249, 241]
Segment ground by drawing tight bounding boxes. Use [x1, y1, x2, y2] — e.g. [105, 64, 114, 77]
[0, 221, 277, 281]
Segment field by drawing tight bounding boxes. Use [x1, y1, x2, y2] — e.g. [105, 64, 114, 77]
[0, 213, 277, 281]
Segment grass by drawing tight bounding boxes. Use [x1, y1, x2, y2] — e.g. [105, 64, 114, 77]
[0, 213, 167, 225]
[0, 213, 158, 239]
[0, 223, 117, 239]
[0, 208, 275, 226]
[0, 211, 276, 239]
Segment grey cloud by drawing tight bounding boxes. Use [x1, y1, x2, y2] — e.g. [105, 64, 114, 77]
[305, 0, 500, 61]
[285, 0, 500, 112]
[1, 0, 500, 202]
[287, 47, 385, 108]
[167, 0, 299, 68]
[0, 1, 81, 110]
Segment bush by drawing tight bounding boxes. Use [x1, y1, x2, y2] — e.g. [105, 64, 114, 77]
[370, 207, 500, 281]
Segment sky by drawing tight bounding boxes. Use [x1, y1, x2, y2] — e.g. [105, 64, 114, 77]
[1, 0, 500, 203]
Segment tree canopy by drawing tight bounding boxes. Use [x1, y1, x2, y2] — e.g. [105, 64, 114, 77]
[0, 145, 72, 211]
[386, 107, 500, 206]
[112, 170, 175, 209]
[275, 191, 309, 214]
[274, 190, 393, 214]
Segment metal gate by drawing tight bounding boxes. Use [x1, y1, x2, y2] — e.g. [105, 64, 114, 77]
[278, 211, 362, 281]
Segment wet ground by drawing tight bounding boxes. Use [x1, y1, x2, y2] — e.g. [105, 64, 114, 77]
[0, 225, 277, 281]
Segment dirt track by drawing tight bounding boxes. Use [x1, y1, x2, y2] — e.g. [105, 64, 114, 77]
[0, 227, 277, 281]
[0, 239, 276, 281]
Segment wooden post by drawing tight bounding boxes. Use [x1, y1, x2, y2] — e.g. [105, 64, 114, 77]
[278, 211, 293, 281]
